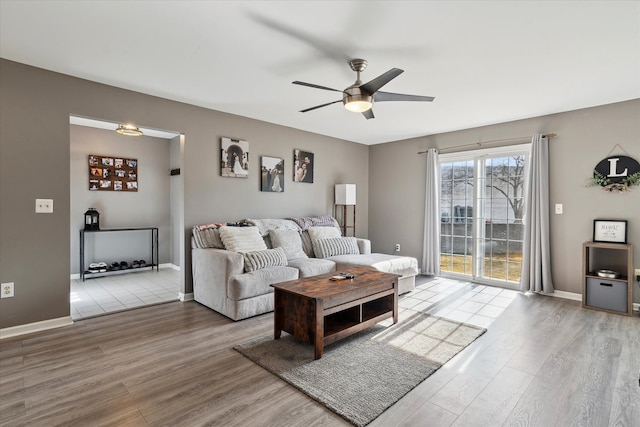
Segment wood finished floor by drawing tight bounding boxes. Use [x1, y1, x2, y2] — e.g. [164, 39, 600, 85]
[1, 277, 638, 427]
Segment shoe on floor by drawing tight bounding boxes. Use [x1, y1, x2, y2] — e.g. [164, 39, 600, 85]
[138, 260, 146, 268]
[110, 262, 120, 271]
[88, 263, 100, 273]
[120, 261, 129, 269]
[132, 260, 140, 268]
[97, 262, 107, 272]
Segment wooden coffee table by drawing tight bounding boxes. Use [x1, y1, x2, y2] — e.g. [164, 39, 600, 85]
[271, 266, 399, 359]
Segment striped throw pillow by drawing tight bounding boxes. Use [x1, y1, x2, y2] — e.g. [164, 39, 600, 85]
[192, 224, 225, 249]
[312, 237, 360, 259]
[243, 247, 288, 272]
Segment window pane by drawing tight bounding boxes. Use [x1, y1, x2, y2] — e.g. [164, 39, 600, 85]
[439, 152, 527, 286]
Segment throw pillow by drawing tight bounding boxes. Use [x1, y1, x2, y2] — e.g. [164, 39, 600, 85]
[219, 226, 268, 253]
[243, 247, 288, 272]
[192, 224, 224, 249]
[312, 237, 360, 258]
[307, 225, 341, 242]
[289, 215, 340, 231]
[269, 229, 308, 260]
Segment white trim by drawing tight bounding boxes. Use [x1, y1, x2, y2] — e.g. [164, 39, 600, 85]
[70, 273, 80, 280]
[0, 316, 73, 340]
[549, 290, 639, 312]
[179, 292, 194, 302]
[549, 290, 583, 302]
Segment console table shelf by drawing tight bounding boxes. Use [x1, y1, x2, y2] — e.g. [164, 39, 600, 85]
[80, 227, 159, 281]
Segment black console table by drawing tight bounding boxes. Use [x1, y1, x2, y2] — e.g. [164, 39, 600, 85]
[80, 227, 159, 281]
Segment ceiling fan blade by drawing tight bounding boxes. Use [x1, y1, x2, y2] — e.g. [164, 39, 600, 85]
[362, 109, 375, 120]
[300, 100, 342, 113]
[293, 81, 343, 92]
[375, 91, 435, 102]
[360, 68, 403, 95]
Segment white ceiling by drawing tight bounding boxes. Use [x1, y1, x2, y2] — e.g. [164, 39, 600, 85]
[1, 1, 638, 145]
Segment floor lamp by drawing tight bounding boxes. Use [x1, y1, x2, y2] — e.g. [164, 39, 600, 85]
[335, 184, 356, 236]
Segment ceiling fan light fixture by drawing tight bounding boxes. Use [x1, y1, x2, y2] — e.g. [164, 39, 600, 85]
[343, 88, 373, 113]
[344, 99, 373, 113]
[116, 124, 143, 136]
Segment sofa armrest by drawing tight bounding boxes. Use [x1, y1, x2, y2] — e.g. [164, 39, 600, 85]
[356, 238, 371, 255]
[192, 248, 244, 308]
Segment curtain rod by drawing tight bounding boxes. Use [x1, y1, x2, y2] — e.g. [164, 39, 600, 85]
[417, 133, 556, 154]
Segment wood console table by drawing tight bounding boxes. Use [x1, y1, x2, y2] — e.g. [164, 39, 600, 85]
[80, 227, 159, 281]
[271, 266, 399, 359]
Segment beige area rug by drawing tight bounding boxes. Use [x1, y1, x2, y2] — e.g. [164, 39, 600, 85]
[234, 313, 486, 426]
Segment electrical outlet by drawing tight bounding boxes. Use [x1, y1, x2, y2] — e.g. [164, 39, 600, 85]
[395, 244, 400, 252]
[1, 282, 14, 298]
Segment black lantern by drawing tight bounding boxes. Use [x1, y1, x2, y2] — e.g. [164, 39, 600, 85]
[84, 208, 100, 231]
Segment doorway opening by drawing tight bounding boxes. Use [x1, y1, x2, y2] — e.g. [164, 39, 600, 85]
[69, 115, 185, 320]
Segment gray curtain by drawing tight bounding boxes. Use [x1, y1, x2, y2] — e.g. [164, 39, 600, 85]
[422, 148, 441, 275]
[520, 134, 554, 293]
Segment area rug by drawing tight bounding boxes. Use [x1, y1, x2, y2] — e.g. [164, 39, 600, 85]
[234, 313, 486, 426]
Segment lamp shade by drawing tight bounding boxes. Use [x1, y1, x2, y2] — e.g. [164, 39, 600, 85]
[335, 184, 356, 205]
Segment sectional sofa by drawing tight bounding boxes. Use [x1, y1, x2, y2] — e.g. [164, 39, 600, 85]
[191, 216, 419, 320]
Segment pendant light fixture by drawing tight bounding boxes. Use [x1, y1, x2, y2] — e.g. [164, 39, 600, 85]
[116, 124, 143, 136]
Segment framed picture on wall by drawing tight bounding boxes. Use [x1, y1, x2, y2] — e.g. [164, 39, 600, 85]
[593, 219, 627, 244]
[221, 137, 249, 178]
[261, 156, 284, 192]
[88, 154, 137, 192]
[293, 149, 314, 183]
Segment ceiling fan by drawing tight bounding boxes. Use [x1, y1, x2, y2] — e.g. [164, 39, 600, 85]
[293, 59, 435, 120]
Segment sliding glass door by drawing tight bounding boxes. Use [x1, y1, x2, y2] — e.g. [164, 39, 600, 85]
[439, 146, 529, 287]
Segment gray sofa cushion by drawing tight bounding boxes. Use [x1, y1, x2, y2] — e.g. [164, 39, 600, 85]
[243, 247, 287, 272]
[312, 237, 360, 258]
[328, 253, 419, 278]
[269, 229, 308, 260]
[227, 266, 299, 301]
[288, 258, 336, 278]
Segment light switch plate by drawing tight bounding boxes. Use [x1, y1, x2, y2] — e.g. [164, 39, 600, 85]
[35, 199, 53, 213]
[555, 204, 563, 214]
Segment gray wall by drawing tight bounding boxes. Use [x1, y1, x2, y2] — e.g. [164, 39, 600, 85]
[70, 125, 171, 274]
[0, 59, 369, 329]
[369, 99, 640, 302]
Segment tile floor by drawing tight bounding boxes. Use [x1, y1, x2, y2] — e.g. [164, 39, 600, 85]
[70, 267, 180, 320]
[70, 269, 517, 326]
[400, 275, 519, 328]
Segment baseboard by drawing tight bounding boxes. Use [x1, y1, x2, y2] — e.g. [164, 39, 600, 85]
[551, 290, 639, 312]
[0, 316, 73, 340]
[549, 290, 582, 302]
[70, 273, 80, 280]
[179, 292, 194, 302]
